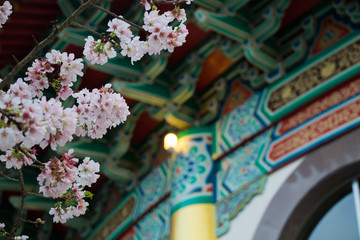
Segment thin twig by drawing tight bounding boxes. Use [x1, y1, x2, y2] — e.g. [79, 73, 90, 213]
[71, 22, 118, 46]
[28, 164, 44, 169]
[10, 169, 26, 237]
[0, 0, 96, 90]
[12, 55, 19, 63]
[0, 171, 19, 182]
[90, 3, 144, 31]
[16, 146, 45, 166]
[20, 218, 42, 228]
[27, 192, 52, 199]
[31, 35, 39, 45]
[0, 108, 23, 131]
[153, 0, 188, 4]
[71, 22, 103, 38]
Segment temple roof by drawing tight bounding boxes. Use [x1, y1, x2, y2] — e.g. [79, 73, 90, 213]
[1, 0, 340, 238]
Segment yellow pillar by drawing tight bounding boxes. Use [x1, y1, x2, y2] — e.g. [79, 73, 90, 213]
[170, 203, 218, 240]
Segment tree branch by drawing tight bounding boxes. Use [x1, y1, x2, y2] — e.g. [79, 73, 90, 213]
[0, 171, 19, 182]
[0, 108, 23, 132]
[0, 0, 96, 90]
[10, 169, 26, 237]
[27, 192, 52, 199]
[90, 3, 144, 31]
[71, 22, 103, 38]
[20, 218, 43, 228]
[16, 146, 45, 166]
[153, 0, 188, 4]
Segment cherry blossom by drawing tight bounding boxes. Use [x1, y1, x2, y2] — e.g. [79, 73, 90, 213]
[72, 83, 130, 139]
[140, 0, 151, 10]
[107, 18, 133, 43]
[0, 1, 12, 28]
[77, 157, 100, 186]
[0, 223, 29, 239]
[0, 0, 193, 229]
[37, 150, 98, 223]
[86, 0, 191, 65]
[13, 236, 29, 240]
[49, 184, 91, 223]
[83, 36, 116, 65]
[0, 149, 35, 169]
[37, 149, 79, 198]
[38, 97, 78, 150]
[25, 50, 84, 100]
[0, 94, 47, 151]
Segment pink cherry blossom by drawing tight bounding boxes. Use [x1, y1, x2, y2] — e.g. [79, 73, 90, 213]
[83, 36, 116, 65]
[77, 157, 100, 187]
[14, 236, 29, 240]
[0, 128, 17, 151]
[140, 0, 151, 10]
[0, 0, 193, 227]
[24, 50, 84, 100]
[0, 149, 35, 169]
[0, 1, 12, 28]
[72, 84, 130, 139]
[107, 18, 133, 43]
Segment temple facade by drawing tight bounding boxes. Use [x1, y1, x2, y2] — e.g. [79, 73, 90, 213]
[1, 0, 360, 239]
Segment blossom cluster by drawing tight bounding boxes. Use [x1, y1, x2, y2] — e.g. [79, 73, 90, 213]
[25, 50, 84, 100]
[83, 36, 116, 65]
[72, 83, 130, 139]
[0, 148, 35, 169]
[0, 0, 192, 231]
[0, 50, 129, 224]
[83, 0, 192, 64]
[0, 1, 12, 28]
[0, 50, 129, 152]
[38, 149, 99, 223]
[0, 90, 47, 152]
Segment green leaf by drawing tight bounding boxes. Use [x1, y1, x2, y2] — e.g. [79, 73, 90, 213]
[84, 191, 94, 200]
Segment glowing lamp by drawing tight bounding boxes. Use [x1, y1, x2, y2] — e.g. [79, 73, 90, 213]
[164, 133, 178, 151]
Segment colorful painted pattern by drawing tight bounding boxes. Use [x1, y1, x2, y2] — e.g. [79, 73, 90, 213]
[216, 177, 266, 236]
[310, 17, 351, 57]
[216, 93, 264, 156]
[221, 80, 253, 117]
[131, 200, 171, 240]
[86, 7, 360, 240]
[266, 94, 360, 167]
[258, 36, 360, 123]
[217, 131, 271, 201]
[136, 161, 170, 216]
[275, 76, 360, 136]
[171, 130, 215, 211]
[88, 160, 171, 240]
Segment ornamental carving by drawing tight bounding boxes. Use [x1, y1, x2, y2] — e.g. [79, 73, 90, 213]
[267, 39, 360, 111]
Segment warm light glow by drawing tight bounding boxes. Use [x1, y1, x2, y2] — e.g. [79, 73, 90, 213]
[164, 133, 178, 151]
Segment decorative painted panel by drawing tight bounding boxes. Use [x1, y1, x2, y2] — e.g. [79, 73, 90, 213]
[171, 127, 216, 213]
[130, 199, 171, 240]
[87, 160, 171, 240]
[217, 131, 271, 202]
[274, 75, 360, 136]
[216, 177, 266, 237]
[215, 91, 264, 157]
[265, 93, 360, 168]
[258, 36, 360, 123]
